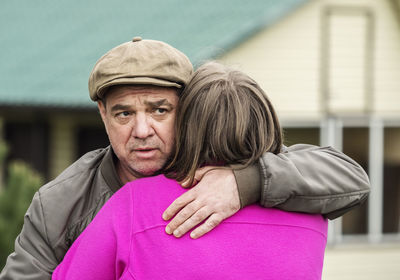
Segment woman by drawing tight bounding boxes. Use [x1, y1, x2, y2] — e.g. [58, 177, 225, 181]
[52, 62, 327, 279]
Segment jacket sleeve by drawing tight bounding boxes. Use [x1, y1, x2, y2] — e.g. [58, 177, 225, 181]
[233, 144, 370, 220]
[0, 192, 57, 280]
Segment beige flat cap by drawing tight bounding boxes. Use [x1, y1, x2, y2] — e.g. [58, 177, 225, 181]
[88, 37, 193, 101]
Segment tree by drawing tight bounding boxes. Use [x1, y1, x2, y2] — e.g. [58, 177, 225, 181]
[0, 141, 42, 268]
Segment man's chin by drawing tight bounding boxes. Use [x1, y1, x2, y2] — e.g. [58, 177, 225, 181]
[118, 160, 165, 183]
[131, 166, 163, 178]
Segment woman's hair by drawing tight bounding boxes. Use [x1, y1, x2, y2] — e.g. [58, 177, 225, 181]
[165, 61, 282, 183]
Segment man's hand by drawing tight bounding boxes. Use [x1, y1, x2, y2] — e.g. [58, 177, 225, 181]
[162, 166, 240, 239]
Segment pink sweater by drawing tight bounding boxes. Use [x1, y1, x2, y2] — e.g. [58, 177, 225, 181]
[53, 175, 327, 279]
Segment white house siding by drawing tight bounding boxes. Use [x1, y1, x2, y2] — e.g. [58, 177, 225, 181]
[219, 0, 400, 121]
[220, 0, 322, 121]
[327, 11, 370, 113]
[373, 0, 400, 116]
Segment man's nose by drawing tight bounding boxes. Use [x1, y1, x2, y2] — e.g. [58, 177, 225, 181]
[132, 113, 155, 139]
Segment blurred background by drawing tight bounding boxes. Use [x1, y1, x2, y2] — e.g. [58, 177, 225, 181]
[0, 0, 399, 278]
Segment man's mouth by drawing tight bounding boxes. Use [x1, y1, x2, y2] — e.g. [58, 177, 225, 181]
[133, 147, 158, 159]
[134, 148, 155, 151]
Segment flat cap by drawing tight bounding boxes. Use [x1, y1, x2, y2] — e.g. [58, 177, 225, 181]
[88, 37, 193, 101]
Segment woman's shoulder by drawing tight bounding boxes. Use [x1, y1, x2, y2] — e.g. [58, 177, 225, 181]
[227, 205, 328, 238]
[121, 175, 184, 228]
[124, 175, 182, 198]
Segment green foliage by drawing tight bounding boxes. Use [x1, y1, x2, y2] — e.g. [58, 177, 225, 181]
[0, 141, 43, 268]
[0, 141, 6, 162]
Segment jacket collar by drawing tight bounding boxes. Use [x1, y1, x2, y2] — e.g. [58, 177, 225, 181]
[100, 146, 124, 193]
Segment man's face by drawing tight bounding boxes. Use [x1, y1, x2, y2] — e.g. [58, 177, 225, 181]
[98, 85, 179, 183]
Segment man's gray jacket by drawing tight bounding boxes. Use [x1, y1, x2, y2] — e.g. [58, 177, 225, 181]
[0, 144, 370, 279]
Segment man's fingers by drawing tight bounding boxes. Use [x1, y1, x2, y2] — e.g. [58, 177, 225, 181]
[170, 207, 210, 238]
[179, 166, 215, 188]
[190, 214, 223, 239]
[162, 191, 194, 221]
[164, 200, 200, 235]
[165, 168, 240, 239]
[180, 177, 198, 188]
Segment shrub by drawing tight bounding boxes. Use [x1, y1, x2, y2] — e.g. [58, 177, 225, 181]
[0, 141, 42, 268]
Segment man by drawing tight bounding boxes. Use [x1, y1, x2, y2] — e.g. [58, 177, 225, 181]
[0, 37, 370, 279]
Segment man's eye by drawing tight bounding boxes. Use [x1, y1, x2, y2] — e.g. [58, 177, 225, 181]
[117, 111, 130, 117]
[154, 108, 168, 115]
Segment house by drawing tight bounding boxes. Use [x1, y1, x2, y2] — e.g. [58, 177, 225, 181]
[219, 0, 400, 243]
[1, 0, 399, 243]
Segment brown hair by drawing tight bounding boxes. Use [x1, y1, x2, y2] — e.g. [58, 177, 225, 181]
[165, 61, 282, 183]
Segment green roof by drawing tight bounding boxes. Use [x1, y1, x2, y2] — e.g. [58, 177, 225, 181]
[0, 0, 307, 109]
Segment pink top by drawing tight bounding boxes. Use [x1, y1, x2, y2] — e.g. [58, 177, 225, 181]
[53, 175, 327, 280]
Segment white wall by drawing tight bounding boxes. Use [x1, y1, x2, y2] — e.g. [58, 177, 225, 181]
[220, 0, 400, 121]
